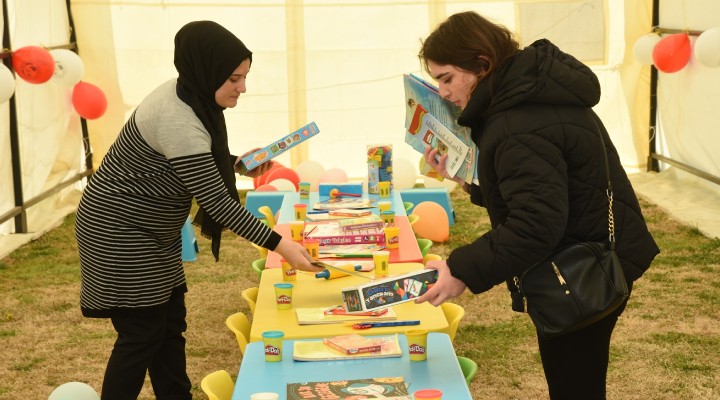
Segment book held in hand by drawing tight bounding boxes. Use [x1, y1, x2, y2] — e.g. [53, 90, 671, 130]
[403, 73, 478, 185]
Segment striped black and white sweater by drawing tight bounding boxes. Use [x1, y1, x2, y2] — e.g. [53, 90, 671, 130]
[75, 79, 281, 317]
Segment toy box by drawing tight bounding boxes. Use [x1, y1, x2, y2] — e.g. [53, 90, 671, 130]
[236, 121, 320, 174]
[367, 144, 392, 194]
[341, 269, 438, 312]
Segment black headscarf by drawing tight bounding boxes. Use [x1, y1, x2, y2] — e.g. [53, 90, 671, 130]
[174, 21, 252, 261]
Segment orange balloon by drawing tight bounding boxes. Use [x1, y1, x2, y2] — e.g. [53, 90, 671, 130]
[265, 167, 300, 191]
[652, 33, 691, 73]
[72, 81, 107, 119]
[412, 201, 449, 242]
[12, 46, 54, 84]
[257, 162, 284, 187]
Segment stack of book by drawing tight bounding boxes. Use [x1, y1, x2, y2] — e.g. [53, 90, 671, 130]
[304, 221, 385, 246]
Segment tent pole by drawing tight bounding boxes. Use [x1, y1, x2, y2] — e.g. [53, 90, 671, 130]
[647, 0, 659, 173]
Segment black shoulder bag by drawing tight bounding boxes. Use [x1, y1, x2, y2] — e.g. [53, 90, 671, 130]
[513, 121, 629, 339]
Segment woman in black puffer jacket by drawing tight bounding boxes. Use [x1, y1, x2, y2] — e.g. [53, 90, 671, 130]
[414, 11, 659, 400]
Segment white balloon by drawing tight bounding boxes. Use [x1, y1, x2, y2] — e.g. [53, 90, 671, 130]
[423, 175, 458, 192]
[0, 64, 15, 103]
[295, 160, 325, 190]
[694, 27, 720, 68]
[266, 178, 296, 192]
[392, 157, 418, 190]
[633, 33, 661, 65]
[49, 382, 99, 400]
[50, 49, 85, 86]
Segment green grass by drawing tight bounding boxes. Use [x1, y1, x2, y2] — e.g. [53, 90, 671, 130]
[0, 188, 718, 398]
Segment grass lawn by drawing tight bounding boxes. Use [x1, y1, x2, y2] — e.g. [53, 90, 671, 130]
[0, 187, 718, 399]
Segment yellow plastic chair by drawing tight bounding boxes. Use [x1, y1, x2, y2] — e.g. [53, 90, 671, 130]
[225, 312, 251, 356]
[457, 356, 479, 386]
[241, 286, 258, 314]
[251, 258, 266, 279]
[250, 242, 268, 259]
[407, 213, 420, 229]
[257, 205, 276, 228]
[416, 238, 433, 257]
[440, 302, 466, 342]
[423, 253, 442, 265]
[403, 201, 414, 214]
[200, 369, 235, 400]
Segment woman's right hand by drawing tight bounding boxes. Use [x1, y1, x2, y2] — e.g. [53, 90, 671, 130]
[273, 238, 324, 273]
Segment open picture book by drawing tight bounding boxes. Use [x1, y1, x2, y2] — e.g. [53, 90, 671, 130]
[403, 73, 478, 185]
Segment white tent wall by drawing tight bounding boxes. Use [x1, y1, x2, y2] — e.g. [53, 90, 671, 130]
[0, 0, 85, 258]
[68, 0, 650, 183]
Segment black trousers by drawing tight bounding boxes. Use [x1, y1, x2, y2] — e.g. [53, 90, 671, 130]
[101, 288, 191, 400]
[537, 288, 631, 400]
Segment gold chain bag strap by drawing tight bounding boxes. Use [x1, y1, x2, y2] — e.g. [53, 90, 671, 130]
[513, 117, 629, 339]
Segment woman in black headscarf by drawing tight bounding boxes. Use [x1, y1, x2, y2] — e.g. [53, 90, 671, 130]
[75, 21, 320, 399]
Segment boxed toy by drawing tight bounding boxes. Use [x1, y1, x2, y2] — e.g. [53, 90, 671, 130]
[235, 121, 320, 174]
[367, 144, 392, 194]
[341, 269, 438, 312]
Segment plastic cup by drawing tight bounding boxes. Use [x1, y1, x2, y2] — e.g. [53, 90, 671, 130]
[372, 250, 390, 278]
[384, 226, 400, 249]
[289, 220, 305, 241]
[298, 182, 310, 199]
[294, 204, 307, 221]
[303, 238, 320, 261]
[280, 259, 297, 281]
[378, 181, 391, 198]
[406, 329, 429, 361]
[413, 389, 442, 399]
[274, 282, 293, 310]
[262, 330, 284, 362]
[377, 201, 392, 212]
[380, 210, 395, 224]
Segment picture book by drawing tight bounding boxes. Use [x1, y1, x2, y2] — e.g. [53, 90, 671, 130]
[317, 244, 385, 258]
[337, 215, 384, 231]
[304, 221, 385, 246]
[407, 105, 469, 179]
[287, 375, 409, 399]
[292, 334, 403, 362]
[235, 121, 320, 174]
[295, 306, 396, 325]
[403, 73, 478, 185]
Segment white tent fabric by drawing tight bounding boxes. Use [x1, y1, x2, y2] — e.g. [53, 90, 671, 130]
[2, 0, 719, 259]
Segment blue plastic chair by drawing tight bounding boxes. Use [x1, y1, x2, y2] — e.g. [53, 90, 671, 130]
[181, 218, 198, 262]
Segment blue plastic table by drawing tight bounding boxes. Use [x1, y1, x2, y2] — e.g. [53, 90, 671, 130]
[231, 332, 473, 399]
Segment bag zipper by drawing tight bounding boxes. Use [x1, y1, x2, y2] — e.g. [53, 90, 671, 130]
[552, 262, 581, 313]
[513, 276, 527, 313]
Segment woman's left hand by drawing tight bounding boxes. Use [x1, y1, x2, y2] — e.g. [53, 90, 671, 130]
[235, 148, 275, 178]
[414, 259, 467, 306]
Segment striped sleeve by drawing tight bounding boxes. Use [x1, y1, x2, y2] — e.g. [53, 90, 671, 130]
[169, 153, 282, 250]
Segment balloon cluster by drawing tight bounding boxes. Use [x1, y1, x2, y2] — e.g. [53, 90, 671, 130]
[633, 28, 720, 72]
[1, 45, 107, 119]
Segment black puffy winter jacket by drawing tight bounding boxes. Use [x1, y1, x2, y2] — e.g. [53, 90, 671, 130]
[446, 39, 659, 296]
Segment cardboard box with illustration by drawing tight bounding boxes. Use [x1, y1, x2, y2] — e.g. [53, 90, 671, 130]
[341, 269, 438, 312]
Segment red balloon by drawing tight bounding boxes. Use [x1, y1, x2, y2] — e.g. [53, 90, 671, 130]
[12, 46, 55, 84]
[652, 33, 691, 73]
[255, 184, 278, 192]
[253, 175, 262, 189]
[265, 167, 300, 190]
[72, 81, 107, 119]
[257, 162, 285, 187]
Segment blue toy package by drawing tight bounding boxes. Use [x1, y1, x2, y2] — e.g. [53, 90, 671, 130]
[236, 122, 319, 174]
[341, 269, 438, 312]
[367, 144, 393, 194]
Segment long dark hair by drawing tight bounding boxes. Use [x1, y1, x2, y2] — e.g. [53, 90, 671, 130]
[419, 11, 519, 79]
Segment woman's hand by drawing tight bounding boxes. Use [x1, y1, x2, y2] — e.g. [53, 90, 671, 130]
[273, 238, 324, 273]
[415, 259, 467, 306]
[423, 145, 466, 185]
[235, 148, 275, 178]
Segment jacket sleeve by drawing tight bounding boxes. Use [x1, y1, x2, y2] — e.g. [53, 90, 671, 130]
[447, 133, 569, 293]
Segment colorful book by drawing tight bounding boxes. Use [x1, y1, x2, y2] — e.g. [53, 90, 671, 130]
[337, 215, 384, 231]
[295, 306, 396, 325]
[304, 221, 385, 246]
[403, 73, 478, 185]
[323, 334, 382, 355]
[317, 244, 385, 258]
[287, 375, 409, 398]
[313, 197, 374, 210]
[329, 209, 373, 217]
[292, 335, 403, 362]
[235, 121, 320, 174]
